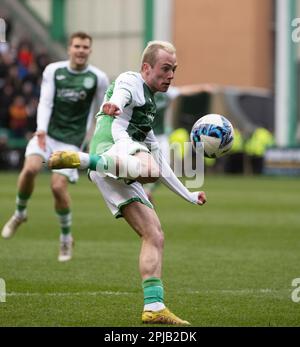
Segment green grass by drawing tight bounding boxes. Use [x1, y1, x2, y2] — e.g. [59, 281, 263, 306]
[0, 172, 299, 326]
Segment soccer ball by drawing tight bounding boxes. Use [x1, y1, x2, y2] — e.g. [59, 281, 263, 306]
[190, 114, 234, 158]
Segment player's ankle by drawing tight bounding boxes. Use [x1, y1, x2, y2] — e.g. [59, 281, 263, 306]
[78, 152, 90, 169]
[14, 210, 27, 219]
[88, 154, 102, 171]
[144, 302, 165, 312]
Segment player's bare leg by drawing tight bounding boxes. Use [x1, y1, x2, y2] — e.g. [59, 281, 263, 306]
[122, 201, 190, 325]
[1, 155, 43, 239]
[48, 150, 160, 184]
[51, 173, 74, 262]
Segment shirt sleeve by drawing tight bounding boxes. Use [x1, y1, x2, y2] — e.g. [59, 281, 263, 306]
[108, 72, 143, 111]
[36, 65, 55, 132]
[109, 88, 132, 112]
[151, 144, 198, 204]
[144, 130, 159, 148]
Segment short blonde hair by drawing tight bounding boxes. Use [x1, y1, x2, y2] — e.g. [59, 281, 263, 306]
[141, 40, 176, 67]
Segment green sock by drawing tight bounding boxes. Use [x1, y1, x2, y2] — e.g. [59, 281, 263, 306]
[142, 277, 164, 305]
[89, 154, 114, 173]
[56, 208, 72, 235]
[16, 192, 31, 212]
[89, 154, 105, 171]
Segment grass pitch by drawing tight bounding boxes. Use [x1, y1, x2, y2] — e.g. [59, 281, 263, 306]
[0, 172, 299, 327]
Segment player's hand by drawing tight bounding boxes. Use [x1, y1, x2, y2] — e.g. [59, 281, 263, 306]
[102, 102, 121, 116]
[197, 191, 207, 205]
[36, 130, 46, 151]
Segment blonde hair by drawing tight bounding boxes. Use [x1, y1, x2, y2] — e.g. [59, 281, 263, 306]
[141, 40, 176, 67]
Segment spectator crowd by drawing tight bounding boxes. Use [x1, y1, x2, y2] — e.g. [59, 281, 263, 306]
[0, 15, 52, 169]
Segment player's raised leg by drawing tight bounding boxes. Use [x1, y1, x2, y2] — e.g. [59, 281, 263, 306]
[121, 201, 190, 325]
[1, 155, 43, 239]
[48, 150, 160, 184]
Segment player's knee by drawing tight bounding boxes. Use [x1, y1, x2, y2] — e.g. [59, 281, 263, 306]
[142, 160, 160, 182]
[22, 155, 43, 175]
[113, 153, 160, 182]
[22, 165, 40, 178]
[51, 180, 66, 197]
[135, 156, 159, 183]
[115, 155, 142, 179]
[155, 229, 164, 250]
[147, 225, 164, 250]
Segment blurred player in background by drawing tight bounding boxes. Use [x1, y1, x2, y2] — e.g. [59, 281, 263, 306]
[1, 32, 109, 262]
[47, 40, 206, 324]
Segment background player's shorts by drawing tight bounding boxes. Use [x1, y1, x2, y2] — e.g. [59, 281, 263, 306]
[89, 170, 153, 218]
[25, 135, 80, 183]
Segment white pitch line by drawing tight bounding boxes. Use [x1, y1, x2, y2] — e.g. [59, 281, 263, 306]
[185, 288, 290, 299]
[186, 289, 289, 294]
[5, 289, 290, 297]
[6, 291, 135, 297]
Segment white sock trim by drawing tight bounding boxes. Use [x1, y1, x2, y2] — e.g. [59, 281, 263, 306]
[60, 234, 72, 242]
[144, 302, 166, 312]
[14, 210, 27, 219]
[78, 152, 90, 169]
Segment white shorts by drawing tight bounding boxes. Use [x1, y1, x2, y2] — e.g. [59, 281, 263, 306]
[89, 170, 153, 218]
[25, 135, 80, 183]
[89, 139, 152, 217]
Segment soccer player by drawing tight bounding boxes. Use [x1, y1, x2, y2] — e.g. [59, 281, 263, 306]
[48, 41, 207, 324]
[1, 32, 109, 262]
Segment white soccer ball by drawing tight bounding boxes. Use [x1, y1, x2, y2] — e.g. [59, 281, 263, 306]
[190, 114, 234, 158]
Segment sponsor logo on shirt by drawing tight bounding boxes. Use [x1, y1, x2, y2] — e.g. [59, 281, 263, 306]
[57, 88, 87, 102]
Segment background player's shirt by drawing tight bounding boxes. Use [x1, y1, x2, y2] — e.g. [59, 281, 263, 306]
[37, 61, 109, 147]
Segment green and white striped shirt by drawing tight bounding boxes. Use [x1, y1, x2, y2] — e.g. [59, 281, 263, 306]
[90, 71, 159, 155]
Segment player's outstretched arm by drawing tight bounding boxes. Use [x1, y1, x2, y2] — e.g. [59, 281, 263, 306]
[191, 191, 207, 205]
[151, 145, 207, 205]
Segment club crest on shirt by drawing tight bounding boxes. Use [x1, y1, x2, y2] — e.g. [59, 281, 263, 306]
[83, 77, 95, 89]
[146, 112, 155, 122]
